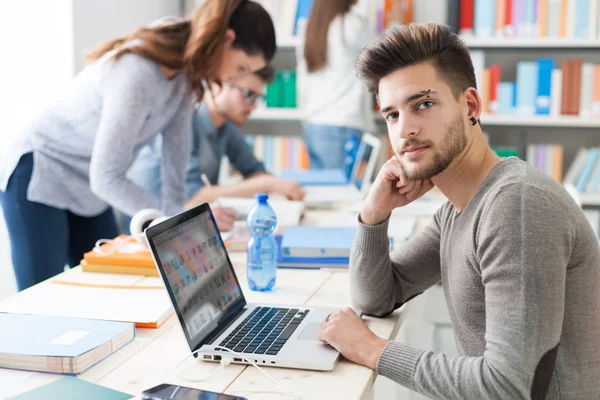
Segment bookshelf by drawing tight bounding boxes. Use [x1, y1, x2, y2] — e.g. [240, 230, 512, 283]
[276, 36, 600, 50]
[251, 108, 600, 129]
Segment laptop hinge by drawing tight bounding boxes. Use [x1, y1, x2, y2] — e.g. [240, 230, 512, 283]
[195, 305, 247, 353]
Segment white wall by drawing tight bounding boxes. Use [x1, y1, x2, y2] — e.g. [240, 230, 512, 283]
[72, 0, 182, 74]
[0, 0, 76, 299]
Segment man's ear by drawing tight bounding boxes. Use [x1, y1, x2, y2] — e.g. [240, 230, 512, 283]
[224, 29, 236, 45]
[464, 87, 482, 123]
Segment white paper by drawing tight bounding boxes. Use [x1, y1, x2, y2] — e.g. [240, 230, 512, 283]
[50, 329, 90, 345]
[0, 368, 34, 399]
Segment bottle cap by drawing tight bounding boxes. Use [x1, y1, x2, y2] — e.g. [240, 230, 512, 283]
[255, 193, 268, 203]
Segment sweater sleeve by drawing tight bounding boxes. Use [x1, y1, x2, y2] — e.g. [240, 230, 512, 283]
[350, 212, 442, 317]
[160, 100, 192, 216]
[376, 184, 572, 400]
[89, 55, 163, 216]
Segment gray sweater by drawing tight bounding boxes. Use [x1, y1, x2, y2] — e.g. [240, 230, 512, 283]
[351, 157, 600, 399]
[0, 51, 192, 217]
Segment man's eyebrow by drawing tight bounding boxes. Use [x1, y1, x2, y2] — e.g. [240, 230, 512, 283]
[379, 90, 438, 114]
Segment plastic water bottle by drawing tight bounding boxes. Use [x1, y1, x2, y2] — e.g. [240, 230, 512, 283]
[246, 193, 278, 291]
[343, 132, 360, 179]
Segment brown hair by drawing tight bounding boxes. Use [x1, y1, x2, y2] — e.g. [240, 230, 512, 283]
[355, 23, 476, 99]
[303, 0, 355, 73]
[253, 65, 275, 84]
[86, 0, 276, 100]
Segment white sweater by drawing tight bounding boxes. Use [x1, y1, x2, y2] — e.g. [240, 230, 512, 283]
[296, 11, 377, 133]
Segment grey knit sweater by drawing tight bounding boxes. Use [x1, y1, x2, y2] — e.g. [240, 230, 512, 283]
[350, 157, 600, 399]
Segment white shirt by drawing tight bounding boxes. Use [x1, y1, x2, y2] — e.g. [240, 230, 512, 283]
[297, 10, 377, 133]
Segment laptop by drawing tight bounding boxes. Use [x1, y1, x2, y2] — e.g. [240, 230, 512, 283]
[145, 203, 341, 371]
[303, 132, 382, 207]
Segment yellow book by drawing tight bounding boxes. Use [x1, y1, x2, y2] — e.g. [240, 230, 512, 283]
[81, 260, 159, 277]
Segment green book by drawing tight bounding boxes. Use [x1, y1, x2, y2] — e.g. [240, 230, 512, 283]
[280, 70, 297, 108]
[266, 71, 283, 108]
[492, 146, 519, 159]
[10, 377, 132, 400]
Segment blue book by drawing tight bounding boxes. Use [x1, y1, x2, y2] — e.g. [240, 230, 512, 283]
[294, 0, 314, 35]
[525, 0, 536, 35]
[516, 62, 539, 116]
[275, 236, 349, 269]
[474, 0, 495, 37]
[536, 59, 555, 115]
[281, 227, 358, 257]
[498, 82, 516, 115]
[0, 313, 135, 374]
[10, 377, 131, 400]
[576, 148, 599, 192]
[278, 169, 348, 185]
[575, 0, 590, 38]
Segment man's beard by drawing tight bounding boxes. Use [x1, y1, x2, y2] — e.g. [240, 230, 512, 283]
[398, 113, 468, 181]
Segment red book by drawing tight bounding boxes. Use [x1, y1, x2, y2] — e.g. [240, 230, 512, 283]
[459, 0, 475, 35]
[489, 64, 501, 114]
[505, 0, 513, 35]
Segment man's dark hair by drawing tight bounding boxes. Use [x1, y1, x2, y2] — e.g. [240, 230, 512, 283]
[356, 23, 477, 99]
[253, 64, 275, 84]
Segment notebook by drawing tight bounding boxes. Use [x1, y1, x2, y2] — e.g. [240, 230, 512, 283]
[83, 235, 155, 268]
[9, 377, 132, 400]
[275, 236, 349, 269]
[277, 169, 348, 185]
[0, 313, 134, 374]
[281, 227, 358, 258]
[0, 270, 173, 329]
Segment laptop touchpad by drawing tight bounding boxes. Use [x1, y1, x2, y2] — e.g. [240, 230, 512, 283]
[297, 323, 321, 340]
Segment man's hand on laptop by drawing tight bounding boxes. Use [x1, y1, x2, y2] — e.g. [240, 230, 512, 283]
[360, 157, 434, 226]
[316, 307, 388, 370]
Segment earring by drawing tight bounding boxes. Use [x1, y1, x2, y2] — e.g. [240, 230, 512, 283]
[470, 117, 478, 126]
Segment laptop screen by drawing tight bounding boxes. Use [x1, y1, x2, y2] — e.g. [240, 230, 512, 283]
[147, 206, 244, 350]
[352, 140, 374, 191]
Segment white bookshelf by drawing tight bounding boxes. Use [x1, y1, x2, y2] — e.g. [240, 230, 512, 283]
[277, 35, 300, 49]
[276, 35, 600, 50]
[461, 36, 600, 49]
[580, 193, 600, 206]
[251, 108, 600, 128]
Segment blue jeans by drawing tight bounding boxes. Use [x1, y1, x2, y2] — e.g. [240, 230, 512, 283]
[0, 153, 119, 291]
[303, 124, 362, 170]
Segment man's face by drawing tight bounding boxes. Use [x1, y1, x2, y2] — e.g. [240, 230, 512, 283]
[214, 74, 265, 126]
[378, 62, 469, 181]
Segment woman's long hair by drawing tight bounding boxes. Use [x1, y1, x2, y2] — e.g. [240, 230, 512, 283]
[86, 0, 276, 99]
[303, 0, 355, 73]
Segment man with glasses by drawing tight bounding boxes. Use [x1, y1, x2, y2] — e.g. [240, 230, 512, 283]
[119, 66, 305, 233]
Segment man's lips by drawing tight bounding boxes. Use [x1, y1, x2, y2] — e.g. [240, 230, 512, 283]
[402, 145, 428, 154]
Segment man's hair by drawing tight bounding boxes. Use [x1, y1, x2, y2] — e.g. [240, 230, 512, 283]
[253, 64, 275, 84]
[355, 23, 476, 99]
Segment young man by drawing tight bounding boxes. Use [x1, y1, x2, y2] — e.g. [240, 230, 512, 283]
[317, 24, 600, 399]
[122, 66, 305, 232]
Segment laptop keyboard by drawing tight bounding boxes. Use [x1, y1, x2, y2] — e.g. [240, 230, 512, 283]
[217, 307, 309, 356]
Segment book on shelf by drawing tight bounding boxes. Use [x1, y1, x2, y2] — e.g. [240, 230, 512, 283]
[266, 69, 297, 108]
[472, 52, 600, 119]
[0, 313, 134, 375]
[526, 144, 564, 182]
[10, 377, 132, 400]
[459, 0, 600, 39]
[565, 147, 600, 195]
[245, 134, 310, 175]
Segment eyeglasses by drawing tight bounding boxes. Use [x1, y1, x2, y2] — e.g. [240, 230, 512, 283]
[225, 82, 265, 106]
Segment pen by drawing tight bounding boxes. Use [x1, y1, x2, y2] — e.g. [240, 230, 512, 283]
[201, 173, 222, 207]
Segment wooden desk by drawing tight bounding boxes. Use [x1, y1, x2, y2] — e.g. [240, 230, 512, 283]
[2, 209, 407, 400]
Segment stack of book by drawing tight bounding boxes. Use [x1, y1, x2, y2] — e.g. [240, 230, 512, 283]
[245, 135, 310, 175]
[81, 235, 157, 276]
[0, 313, 134, 375]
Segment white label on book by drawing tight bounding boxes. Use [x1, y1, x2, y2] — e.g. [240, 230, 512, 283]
[50, 329, 90, 345]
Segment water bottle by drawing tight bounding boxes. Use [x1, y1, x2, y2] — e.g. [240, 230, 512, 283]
[343, 132, 360, 180]
[246, 193, 278, 291]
